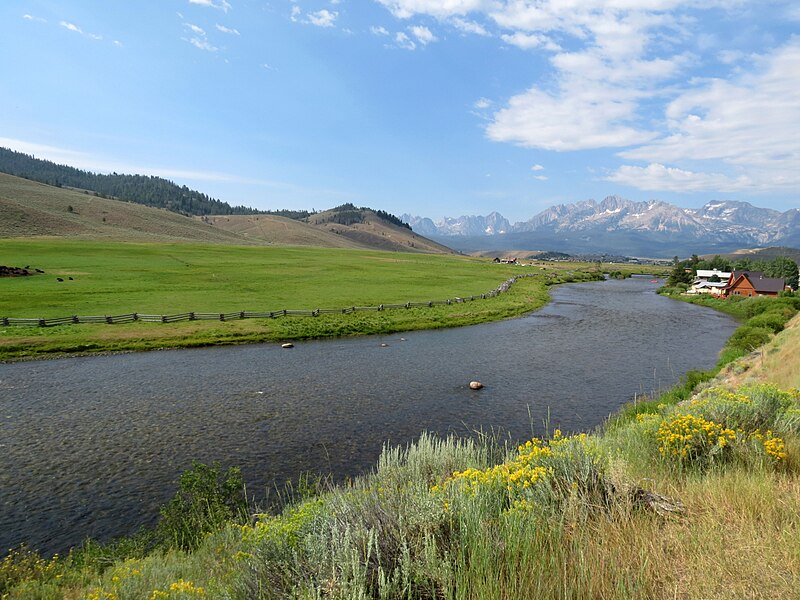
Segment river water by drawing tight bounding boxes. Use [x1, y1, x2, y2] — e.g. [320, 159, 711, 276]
[0, 276, 738, 554]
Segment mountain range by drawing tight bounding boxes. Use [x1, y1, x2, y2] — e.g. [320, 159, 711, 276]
[402, 196, 800, 257]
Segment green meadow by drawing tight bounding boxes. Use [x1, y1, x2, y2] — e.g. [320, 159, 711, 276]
[0, 240, 622, 360]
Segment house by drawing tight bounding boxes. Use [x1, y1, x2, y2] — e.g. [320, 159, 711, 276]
[687, 269, 731, 296]
[722, 271, 787, 298]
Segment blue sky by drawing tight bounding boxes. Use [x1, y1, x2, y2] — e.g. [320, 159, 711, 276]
[1, 0, 798, 222]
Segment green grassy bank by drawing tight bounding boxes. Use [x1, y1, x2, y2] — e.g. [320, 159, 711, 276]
[0, 240, 631, 361]
[3, 289, 800, 599]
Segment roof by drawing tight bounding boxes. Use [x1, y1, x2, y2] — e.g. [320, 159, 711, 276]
[696, 269, 730, 279]
[726, 271, 786, 294]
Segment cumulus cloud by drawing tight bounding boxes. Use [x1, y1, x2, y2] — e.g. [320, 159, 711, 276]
[410, 25, 437, 44]
[371, 25, 390, 35]
[376, 0, 487, 20]
[614, 38, 800, 193]
[531, 164, 544, 171]
[606, 163, 757, 193]
[188, 0, 232, 12]
[307, 9, 338, 27]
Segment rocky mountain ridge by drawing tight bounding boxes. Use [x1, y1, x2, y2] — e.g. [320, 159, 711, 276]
[402, 196, 800, 256]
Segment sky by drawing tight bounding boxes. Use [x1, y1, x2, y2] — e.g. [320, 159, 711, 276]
[1, 1, 798, 222]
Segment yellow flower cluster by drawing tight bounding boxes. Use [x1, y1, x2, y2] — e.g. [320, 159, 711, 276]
[436, 432, 595, 513]
[750, 430, 788, 461]
[149, 579, 206, 599]
[657, 414, 735, 462]
[0, 546, 61, 593]
[86, 591, 117, 600]
[448, 436, 553, 496]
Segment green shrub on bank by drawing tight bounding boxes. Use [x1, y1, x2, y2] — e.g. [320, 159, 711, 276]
[157, 461, 249, 551]
[726, 325, 774, 353]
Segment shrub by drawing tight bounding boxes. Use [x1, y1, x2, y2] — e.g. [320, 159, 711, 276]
[747, 311, 789, 333]
[157, 461, 249, 551]
[726, 325, 773, 352]
[656, 414, 735, 467]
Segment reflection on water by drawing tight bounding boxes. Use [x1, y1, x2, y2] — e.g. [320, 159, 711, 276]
[0, 277, 738, 554]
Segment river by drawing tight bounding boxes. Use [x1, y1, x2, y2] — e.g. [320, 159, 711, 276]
[0, 276, 738, 554]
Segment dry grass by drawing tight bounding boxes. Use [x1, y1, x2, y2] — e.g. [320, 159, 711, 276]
[715, 313, 800, 390]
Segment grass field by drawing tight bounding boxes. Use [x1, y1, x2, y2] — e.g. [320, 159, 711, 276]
[0, 240, 634, 360]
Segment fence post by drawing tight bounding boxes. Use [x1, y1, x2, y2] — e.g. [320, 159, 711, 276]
[133, 313, 138, 321]
[72, 315, 79, 324]
[161, 315, 167, 323]
[189, 312, 195, 321]
[2, 317, 7, 326]
[38, 318, 45, 327]
[105, 316, 112, 324]
[219, 313, 225, 321]
[240, 311, 245, 319]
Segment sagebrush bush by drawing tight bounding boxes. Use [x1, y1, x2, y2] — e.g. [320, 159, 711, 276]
[726, 325, 773, 352]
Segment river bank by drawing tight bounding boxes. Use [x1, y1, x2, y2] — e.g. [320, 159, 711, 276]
[3, 289, 798, 599]
[1, 240, 652, 362]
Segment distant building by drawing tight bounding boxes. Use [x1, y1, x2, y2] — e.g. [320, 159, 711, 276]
[722, 271, 787, 298]
[687, 269, 731, 296]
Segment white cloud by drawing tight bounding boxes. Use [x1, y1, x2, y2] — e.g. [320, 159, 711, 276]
[618, 39, 800, 193]
[216, 23, 240, 35]
[474, 97, 492, 109]
[371, 25, 390, 35]
[410, 25, 437, 45]
[291, 6, 301, 22]
[532, 175, 548, 180]
[395, 31, 416, 50]
[500, 32, 558, 50]
[486, 82, 657, 151]
[59, 21, 103, 41]
[187, 23, 206, 35]
[308, 9, 338, 27]
[531, 164, 544, 171]
[606, 163, 758, 193]
[23, 14, 47, 23]
[186, 37, 219, 51]
[376, 0, 487, 20]
[188, 0, 232, 12]
[60, 21, 83, 34]
[451, 17, 489, 36]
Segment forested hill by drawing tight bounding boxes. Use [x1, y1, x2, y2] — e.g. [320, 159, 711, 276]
[0, 147, 259, 216]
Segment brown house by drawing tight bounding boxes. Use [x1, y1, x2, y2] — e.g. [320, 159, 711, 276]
[722, 271, 787, 298]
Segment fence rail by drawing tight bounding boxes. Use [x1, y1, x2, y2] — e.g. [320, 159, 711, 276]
[2, 273, 546, 328]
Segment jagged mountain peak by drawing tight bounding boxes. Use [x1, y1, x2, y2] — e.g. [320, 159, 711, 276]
[407, 195, 800, 257]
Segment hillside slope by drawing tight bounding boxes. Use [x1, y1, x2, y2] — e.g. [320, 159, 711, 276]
[0, 173, 453, 253]
[0, 172, 255, 244]
[206, 206, 455, 254]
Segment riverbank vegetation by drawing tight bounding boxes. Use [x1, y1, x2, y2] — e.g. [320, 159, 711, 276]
[0, 240, 657, 361]
[3, 294, 799, 598]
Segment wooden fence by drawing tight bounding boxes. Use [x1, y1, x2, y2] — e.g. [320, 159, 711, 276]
[2, 273, 542, 327]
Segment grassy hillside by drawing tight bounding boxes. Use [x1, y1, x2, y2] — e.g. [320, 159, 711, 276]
[3, 299, 799, 598]
[0, 173, 255, 244]
[204, 209, 455, 254]
[0, 172, 453, 254]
